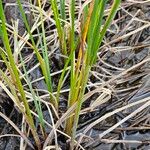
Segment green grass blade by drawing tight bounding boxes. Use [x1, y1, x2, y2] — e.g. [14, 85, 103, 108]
[0, 1, 41, 148]
[37, 0, 57, 107]
[87, 0, 107, 64]
[56, 52, 73, 102]
[38, 0, 53, 93]
[0, 0, 31, 118]
[16, 0, 58, 108]
[60, 0, 66, 26]
[91, 0, 121, 64]
[70, 66, 90, 148]
[20, 53, 45, 129]
[49, 0, 67, 55]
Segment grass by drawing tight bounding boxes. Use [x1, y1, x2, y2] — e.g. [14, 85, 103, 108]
[0, 1, 42, 149]
[1, 0, 150, 150]
[0, 0, 120, 149]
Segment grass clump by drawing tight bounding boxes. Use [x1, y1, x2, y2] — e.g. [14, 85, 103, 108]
[52, 0, 121, 144]
[0, 1, 41, 149]
[0, 0, 121, 149]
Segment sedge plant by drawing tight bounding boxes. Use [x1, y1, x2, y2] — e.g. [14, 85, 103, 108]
[0, 0, 53, 149]
[0, 0, 121, 149]
[50, 0, 121, 148]
[0, 1, 41, 149]
[16, 0, 58, 109]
